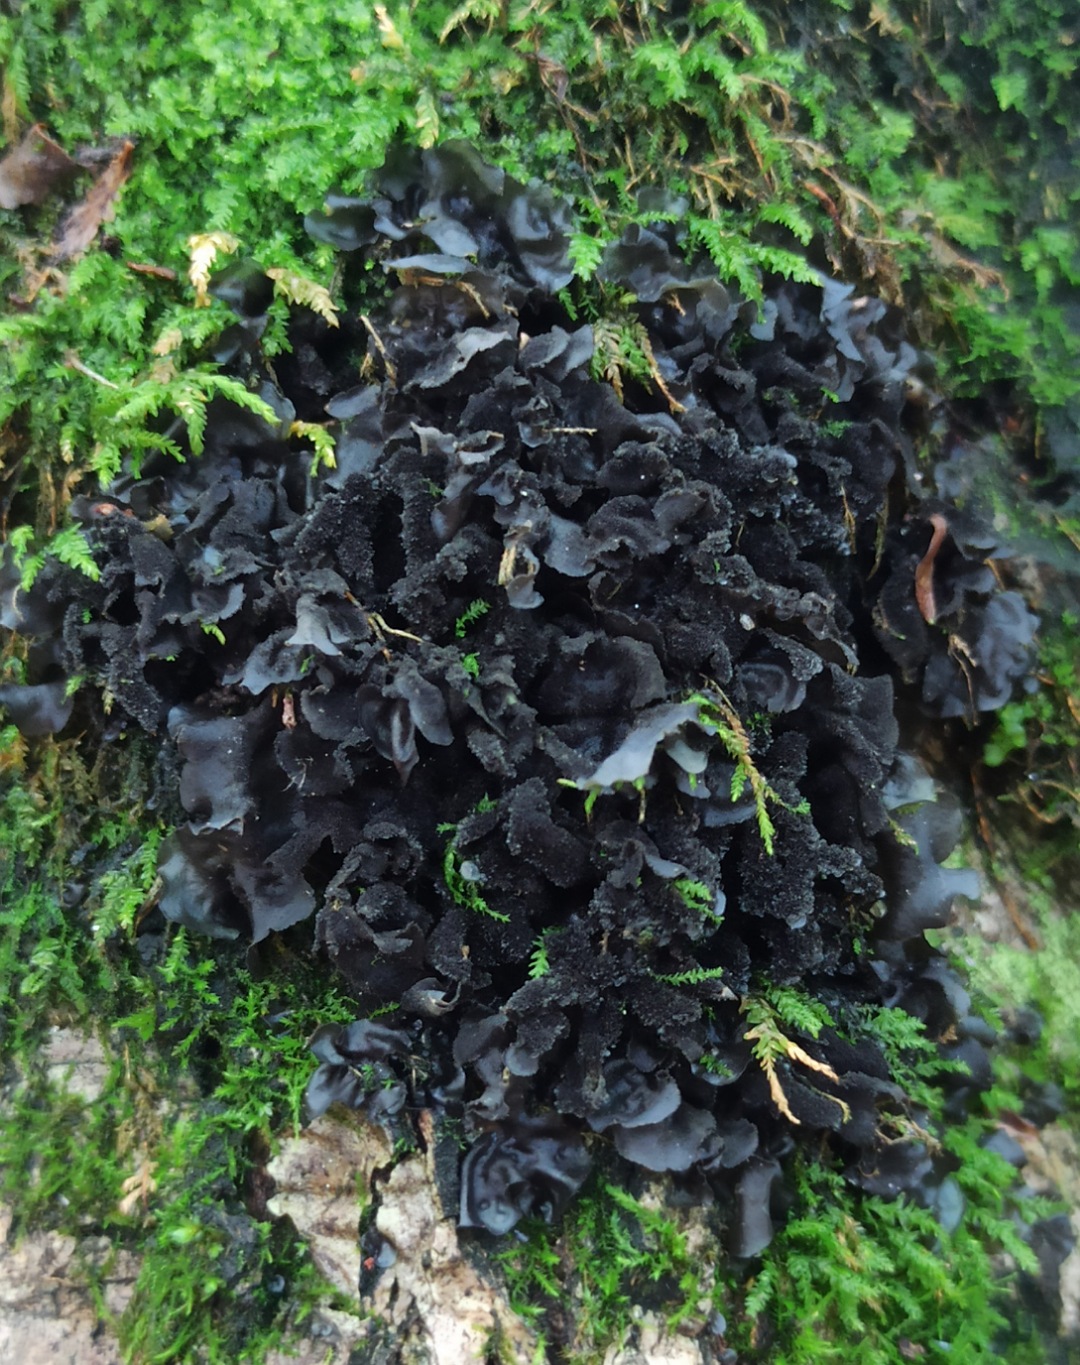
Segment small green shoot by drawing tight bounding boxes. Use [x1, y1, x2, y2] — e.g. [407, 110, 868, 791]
[742, 986, 849, 1126]
[454, 598, 490, 638]
[651, 964, 726, 988]
[689, 688, 810, 855]
[289, 419, 337, 476]
[441, 835, 509, 923]
[528, 930, 561, 979]
[673, 877, 723, 923]
[14, 525, 101, 590]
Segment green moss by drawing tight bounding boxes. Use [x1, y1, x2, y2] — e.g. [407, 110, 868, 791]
[689, 690, 811, 855]
[959, 882, 1080, 1117]
[672, 876, 723, 923]
[497, 1117, 1048, 1365]
[497, 1175, 717, 1363]
[0, 1000, 357, 1363]
[494, 987, 1061, 1363]
[0, 724, 366, 1362]
[5, 0, 1080, 482]
[453, 598, 490, 638]
[440, 837, 509, 923]
[115, 1114, 332, 1365]
[0, 1076, 132, 1234]
[983, 611, 1079, 840]
[733, 1150, 1038, 1364]
[149, 940, 359, 1140]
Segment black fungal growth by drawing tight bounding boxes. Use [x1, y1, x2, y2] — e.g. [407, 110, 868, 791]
[1, 142, 1039, 1249]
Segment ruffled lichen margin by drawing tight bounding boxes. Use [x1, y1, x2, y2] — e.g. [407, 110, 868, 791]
[1, 4, 1078, 1364]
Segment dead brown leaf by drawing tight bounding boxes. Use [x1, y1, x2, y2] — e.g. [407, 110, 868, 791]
[50, 140, 134, 262]
[867, 2, 905, 37]
[126, 261, 177, 281]
[927, 233, 1008, 294]
[117, 1157, 158, 1217]
[187, 230, 239, 305]
[914, 512, 949, 624]
[0, 124, 79, 210]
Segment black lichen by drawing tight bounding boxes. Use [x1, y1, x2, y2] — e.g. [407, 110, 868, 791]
[0, 142, 1039, 1244]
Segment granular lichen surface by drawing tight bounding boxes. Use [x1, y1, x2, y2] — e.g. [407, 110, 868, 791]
[1, 145, 1042, 1254]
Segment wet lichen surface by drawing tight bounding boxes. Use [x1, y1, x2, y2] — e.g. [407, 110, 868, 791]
[1, 139, 1073, 1363]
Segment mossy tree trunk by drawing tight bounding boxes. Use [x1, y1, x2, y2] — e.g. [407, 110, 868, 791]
[1, 3, 1078, 1363]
